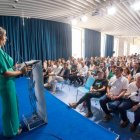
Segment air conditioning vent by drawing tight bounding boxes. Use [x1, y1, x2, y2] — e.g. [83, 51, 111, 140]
[92, 9, 102, 16]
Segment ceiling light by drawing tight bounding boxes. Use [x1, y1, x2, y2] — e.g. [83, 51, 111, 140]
[131, 1, 140, 11]
[14, 0, 19, 3]
[107, 6, 116, 15]
[81, 16, 88, 22]
[12, 4, 16, 8]
[71, 19, 77, 25]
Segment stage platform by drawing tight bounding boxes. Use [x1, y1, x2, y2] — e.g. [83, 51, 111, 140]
[0, 77, 119, 140]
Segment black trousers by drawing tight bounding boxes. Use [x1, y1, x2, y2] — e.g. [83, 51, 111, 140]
[77, 92, 104, 112]
[76, 76, 84, 85]
[69, 74, 77, 83]
[69, 75, 84, 85]
[118, 99, 140, 126]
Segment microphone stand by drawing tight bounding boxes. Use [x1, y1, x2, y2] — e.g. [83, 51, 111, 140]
[6, 39, 28, 71]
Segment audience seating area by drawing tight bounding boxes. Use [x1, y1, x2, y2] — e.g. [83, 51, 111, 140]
[43, 55, 140, 139]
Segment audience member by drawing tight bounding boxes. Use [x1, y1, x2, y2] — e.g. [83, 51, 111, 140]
[69, 70, 108, 118]
[118, 73, 140, 132]
[99, 66, 129, 121]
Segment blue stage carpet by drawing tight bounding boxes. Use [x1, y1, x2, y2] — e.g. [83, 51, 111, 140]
[0, 77, 119, 140]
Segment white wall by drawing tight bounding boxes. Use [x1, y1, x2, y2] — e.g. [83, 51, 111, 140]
[129, 44, 140, 55]
[118, 38, 125, 56]
[115, 37, 140, 56]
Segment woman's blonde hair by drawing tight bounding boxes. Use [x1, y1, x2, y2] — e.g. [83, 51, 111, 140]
[0, 27, 6, 38]
[0, 27, 6, 46]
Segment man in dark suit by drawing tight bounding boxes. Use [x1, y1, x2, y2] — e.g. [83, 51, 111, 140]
[58, 63, 70, 80]
[44, 63, 70, 93]
[131, 61, 140, 79]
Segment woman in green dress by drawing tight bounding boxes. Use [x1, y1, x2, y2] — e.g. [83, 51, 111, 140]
[0, 27, 27, 137]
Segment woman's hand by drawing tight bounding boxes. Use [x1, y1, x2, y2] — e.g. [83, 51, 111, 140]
[20, 66, 28, 74]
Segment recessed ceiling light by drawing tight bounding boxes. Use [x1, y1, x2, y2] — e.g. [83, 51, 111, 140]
[71, 19, 77, 25]
[107, 6, 116, 15]
[81, 16, 88, 22]
[14, 0, 19, 3]
[131, 1, 140, 11]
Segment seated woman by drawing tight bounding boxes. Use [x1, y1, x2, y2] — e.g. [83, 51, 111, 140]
[107, 65, 116, 80]
[122, 67, 132, 83]
[69, 70, 108, 118]
[44, 67, 56, 91]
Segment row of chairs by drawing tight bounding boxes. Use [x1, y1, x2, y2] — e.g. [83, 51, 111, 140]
[57, 77, 139, 129]
[57, 76, 96, 102]
[76, 76, 95, 101]
[57, 76, 95, 97]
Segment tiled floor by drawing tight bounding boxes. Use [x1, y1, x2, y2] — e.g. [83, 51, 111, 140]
[51, 83, 140, 140]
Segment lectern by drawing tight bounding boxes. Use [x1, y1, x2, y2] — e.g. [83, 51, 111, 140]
[21, 60, 47, 130]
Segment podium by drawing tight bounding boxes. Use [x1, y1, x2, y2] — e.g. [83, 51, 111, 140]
[22, 60, 47, 131]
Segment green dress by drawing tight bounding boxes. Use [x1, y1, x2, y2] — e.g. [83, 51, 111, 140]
[0, 48, 19, 137]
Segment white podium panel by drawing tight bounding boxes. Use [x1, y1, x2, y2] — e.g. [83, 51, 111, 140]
[32, 61, 47, 122]
[23, 60, 47, 131]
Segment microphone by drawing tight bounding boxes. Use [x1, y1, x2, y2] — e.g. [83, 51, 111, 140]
[6, 38, 28, 70]
[7, 38, 25, 63]
[6, 39, 38, 73]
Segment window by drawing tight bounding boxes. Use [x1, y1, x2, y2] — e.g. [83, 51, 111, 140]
[72, 27, 83, 58]
[124, 41, 128, 56]
[130, 44, 140, 55]
[101, 33, 106, 57]
[114, 37, 119, 56]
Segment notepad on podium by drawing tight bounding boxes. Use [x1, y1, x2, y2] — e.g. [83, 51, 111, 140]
[25, 60, 40, 66]
[18, 60, 40, 70]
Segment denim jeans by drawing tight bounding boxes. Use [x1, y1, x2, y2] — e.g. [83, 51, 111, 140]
[99, 95, 122, 115]
[118, 99, 140, 126]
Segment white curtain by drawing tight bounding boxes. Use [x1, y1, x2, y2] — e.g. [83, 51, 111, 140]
[101, 33, 106, 57]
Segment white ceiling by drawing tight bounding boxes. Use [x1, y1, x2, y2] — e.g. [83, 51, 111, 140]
[0, 0, 140, 36]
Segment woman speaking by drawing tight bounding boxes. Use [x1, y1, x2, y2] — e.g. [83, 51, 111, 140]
[0, 27, 27, 137]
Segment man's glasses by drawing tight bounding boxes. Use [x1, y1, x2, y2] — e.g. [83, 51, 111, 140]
[136, 90, 139, 96]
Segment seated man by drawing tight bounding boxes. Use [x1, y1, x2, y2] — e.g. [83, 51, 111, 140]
[50, 63, 70, 92]
[75, 61, 88, 86]
[131, 61, 140, 78]
[44, 62, 62, 93]
[69, 70, 108, 118]
[57, 63, 70, 81]
[69, 60, 78, 84]
[99, 66, 129, 121]
[118, 73, 140, 132]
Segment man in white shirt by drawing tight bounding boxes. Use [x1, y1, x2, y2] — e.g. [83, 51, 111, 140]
[52, 62, 62, 76]
[78, 61, 88, 76]
[118, 73, 140, 131]
[100, 66, 129, 121]
[76, 61, 88, 85]
[45, 62, 63, 93]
